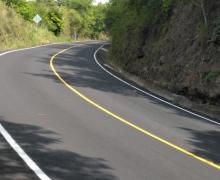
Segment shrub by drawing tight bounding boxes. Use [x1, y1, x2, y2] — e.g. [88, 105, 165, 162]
[46, 10, 63, 36]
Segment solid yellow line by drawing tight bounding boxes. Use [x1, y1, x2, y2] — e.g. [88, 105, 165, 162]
[50, 45, 220, 171]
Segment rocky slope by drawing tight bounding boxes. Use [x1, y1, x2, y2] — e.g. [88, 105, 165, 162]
[108, 0, 220, 107]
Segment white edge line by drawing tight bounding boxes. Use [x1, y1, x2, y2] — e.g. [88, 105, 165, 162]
[0, 43, 67, 180]
[0, 42, 66, 57]
[0, 124, 51, 180]
[101, 47, 109, 52]
[94, 44, 220, 126]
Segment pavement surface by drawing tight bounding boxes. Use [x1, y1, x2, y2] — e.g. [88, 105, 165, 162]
[0, 41, 220, 180]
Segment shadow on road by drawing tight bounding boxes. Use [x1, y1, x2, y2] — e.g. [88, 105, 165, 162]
[23, 45, 220, 163]
[0, 116, 116, 180]
[25, 44, 141, 97]
[180, 127, 220, 164]
[0, 118, 39, 180]
[21, 43, 220, 167]
[24, 43, 220, 123]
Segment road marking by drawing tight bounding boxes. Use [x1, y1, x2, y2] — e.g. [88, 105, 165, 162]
[0, 41, 99, 180]
[104, 64, 114, 70]
[101, 47, 109, 52]
[50, 44, 220, 171]
[0, 124, 51, 180]
[94, 45, 220, 126]
[0, 42, 66, 57]
[0, 43, 68, 180]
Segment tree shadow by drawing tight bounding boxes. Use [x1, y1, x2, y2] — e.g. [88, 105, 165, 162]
[0, 134, 39, 180]
[180, 127, 220, 164]
[25, 43, 220, 124]
[25, 44, 220, 124]
[25, 44, 142, 97]
[0, 117, 117, 180]
[149, 98, 220, 125]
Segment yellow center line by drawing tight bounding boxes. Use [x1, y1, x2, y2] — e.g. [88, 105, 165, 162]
[50, 45, 220, 171]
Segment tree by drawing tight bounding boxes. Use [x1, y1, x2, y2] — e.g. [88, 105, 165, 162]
[46, 10, 63, 36]
[83, 4, 107, 39]
[69, 10, 83, 39]
[59, 0, 92, 13]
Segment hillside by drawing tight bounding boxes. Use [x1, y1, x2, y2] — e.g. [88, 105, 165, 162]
[106, 0, 220, 109]
[0, 0, 107, 50]
[0, 1, 59, 50]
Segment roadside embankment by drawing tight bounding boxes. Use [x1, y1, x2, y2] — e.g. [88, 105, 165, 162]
[97, 45, 220, 121]
[0, 1, 68, 51]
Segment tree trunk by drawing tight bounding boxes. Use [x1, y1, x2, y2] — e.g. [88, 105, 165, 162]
[73, 28, 77, 41]
[200, 0, 208, 27]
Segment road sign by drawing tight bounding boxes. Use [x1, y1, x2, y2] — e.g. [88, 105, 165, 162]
[33, 14, 42, 25]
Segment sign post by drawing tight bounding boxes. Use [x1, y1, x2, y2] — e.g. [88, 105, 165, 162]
[33, 14, 42, 26]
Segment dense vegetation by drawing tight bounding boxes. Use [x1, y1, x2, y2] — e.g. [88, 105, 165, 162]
[106, 0, 220, 65]
[105, 0, 220, 106]
[0, 0, 108, 50]
[0, 1, 60, 50]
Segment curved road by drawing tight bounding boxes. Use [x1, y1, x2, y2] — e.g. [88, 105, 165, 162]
[0, 42, 219, 180]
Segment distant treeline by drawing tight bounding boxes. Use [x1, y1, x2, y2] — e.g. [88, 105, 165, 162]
[1, 0, 108, 39]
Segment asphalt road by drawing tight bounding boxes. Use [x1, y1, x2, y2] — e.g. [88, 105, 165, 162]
[0, 41, 220, 180]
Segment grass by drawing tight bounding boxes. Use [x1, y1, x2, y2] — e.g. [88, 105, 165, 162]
[0, 2, 70, 50]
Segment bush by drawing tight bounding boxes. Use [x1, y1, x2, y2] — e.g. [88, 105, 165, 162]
[46, 10, 63, 36]
[2, 0, 35, 21]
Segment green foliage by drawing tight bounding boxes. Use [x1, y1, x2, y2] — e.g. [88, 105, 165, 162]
[83, 4, 107, 39]
[162, 0, 174, 13]
[61, 7, 83, 38]
[1, 0, 108, 39]
[2, 0, 36, 21]
[2, 0, 17, 6]
[58, 0, 92, 13]
[46, 10, 63, 36]
[0, 1, 60, 50]
[105, 0, 174, 67]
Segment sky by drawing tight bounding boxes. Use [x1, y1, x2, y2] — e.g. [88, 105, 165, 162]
[93, 0, 109, 5]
